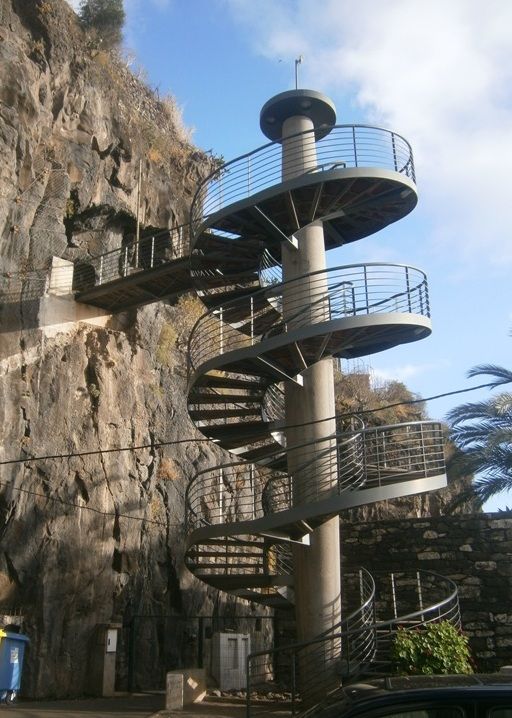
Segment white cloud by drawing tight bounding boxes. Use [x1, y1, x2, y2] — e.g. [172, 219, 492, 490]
[225, 0, 512, 270]
[64, 0, 81, 10]
[370, 361, 448, 387]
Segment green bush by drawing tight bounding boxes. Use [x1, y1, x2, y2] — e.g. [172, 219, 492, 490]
[79, 0, 125, 48]
[391, 622, 473, 676]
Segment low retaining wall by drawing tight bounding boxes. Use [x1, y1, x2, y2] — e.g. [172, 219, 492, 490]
[342, 511, 512, 671]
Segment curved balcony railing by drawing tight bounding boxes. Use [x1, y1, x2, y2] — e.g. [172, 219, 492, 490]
[187, 263, 429, 376]
[185, 420, 445, 530]
[262, 383, 285, 424]
[246, 570, 459, 715]
[260, 248, 282, 289]
[191, 125, 415, 229]
[72, 224, 190, 292]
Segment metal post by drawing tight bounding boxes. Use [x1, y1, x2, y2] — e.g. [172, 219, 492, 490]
[219, 306, 224, 354]
[353, 126, 358, 166]
[247, 157, 251, 195]
[291, 651, 297, 715]
[135, 158, 142, 267]
[406, 266, 412, 313]
[198, 617, 204, 668]
[420, 423, 426, 475]
[294, 55, 303, 90]
[246, 653, 251, 718]
[391, 132, 398, 172]
[127, 616, 136, 692]
[363, 265, 369, 312]
[250, 464, 255, 519]
[99, 256, 103, 285]
[150, 236, 155, 268]
[391, 573, 398, 619]
[219, 469, 223, 523]
[123, 246, 128, 277]
[417, 571, 424, 621]
[250, 296, 254, 344]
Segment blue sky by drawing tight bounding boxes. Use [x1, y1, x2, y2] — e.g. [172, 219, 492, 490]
[69, 0, 512, 510]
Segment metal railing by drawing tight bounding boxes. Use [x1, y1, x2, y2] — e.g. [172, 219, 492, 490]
[191, 124, 415, 230]
[246, 569, 376, 716]
[362, 421, 446, 486]
[188, 263, 429, 376]
[72, 224, 190, 293]
[367, 570, 461, 674]
[185, 420, 445, 532]
[245, 570, 460, 718]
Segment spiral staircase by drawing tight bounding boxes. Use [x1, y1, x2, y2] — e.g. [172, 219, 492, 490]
[183, 90, 457, 710]
[182, 91, 459, 705]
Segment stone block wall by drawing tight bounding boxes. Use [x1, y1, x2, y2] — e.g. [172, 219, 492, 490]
[342, 511, 512, 671]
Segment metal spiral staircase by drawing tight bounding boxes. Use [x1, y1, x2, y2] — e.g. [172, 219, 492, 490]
[184, 90, 457, 708]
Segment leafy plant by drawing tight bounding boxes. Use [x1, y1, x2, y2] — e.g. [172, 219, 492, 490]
[79, 0, 125, 48]
[391, 622, 473, 676]
[448, 362, 512, 506]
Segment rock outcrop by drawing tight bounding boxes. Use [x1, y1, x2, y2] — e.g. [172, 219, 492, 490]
[0, 0, 220, 697]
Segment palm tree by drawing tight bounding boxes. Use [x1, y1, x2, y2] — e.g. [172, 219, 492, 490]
[447, 364, 512, 504]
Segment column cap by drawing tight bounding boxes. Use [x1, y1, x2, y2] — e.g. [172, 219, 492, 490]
[260, 89, 336, 142]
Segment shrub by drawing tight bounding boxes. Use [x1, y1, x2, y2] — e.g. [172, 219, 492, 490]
[391, 622, 473, 676]
[79, 0, 125, 48]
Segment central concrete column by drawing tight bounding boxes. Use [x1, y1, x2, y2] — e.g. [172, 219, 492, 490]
[260, 91, 341, 697]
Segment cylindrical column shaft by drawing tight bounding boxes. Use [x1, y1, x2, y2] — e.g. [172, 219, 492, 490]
[280, 115, 342, 659]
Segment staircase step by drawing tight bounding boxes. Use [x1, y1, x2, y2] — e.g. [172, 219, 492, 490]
[189, 392, 263, 404]
[195, 375, 266, 391]
[189, 561, 264, 570]
[190, 408, 260, 421]
[206, 421, 268, 446]
[190, 550, 263, 559]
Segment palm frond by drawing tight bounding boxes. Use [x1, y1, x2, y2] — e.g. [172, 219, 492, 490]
[467, 364, 512, 388]
[473, 472, 512, 504]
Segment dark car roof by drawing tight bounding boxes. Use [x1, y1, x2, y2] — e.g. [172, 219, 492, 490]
[317, 675, 512, 718]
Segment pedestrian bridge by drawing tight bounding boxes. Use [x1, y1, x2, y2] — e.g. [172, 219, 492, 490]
[72, 225, 193, 312]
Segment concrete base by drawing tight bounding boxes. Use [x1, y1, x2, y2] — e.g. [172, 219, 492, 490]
[166, 669, 206, 709]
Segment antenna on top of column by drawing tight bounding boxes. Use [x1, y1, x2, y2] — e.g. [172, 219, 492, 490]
[295, 55, 304, 89]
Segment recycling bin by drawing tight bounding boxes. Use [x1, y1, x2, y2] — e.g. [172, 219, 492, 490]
[0, 630, 29, 704]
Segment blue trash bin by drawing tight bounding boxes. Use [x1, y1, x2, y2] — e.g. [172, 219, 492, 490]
[0, 631, 29, 704]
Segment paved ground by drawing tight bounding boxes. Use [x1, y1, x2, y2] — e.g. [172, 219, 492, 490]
[0, 696, 289, 718]
[0, 692, 164, 718]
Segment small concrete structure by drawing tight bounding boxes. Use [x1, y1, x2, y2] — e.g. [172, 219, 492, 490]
[166, 669, 207, 709]
[39, 257, 111, 338]
[89, 622, 121, 697]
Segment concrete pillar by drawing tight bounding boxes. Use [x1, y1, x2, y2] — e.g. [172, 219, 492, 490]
[260, 91, 341, 696]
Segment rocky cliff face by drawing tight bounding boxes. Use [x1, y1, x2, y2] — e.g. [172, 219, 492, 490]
[0, 0, 221, 697]
[0, 0, 479, 699]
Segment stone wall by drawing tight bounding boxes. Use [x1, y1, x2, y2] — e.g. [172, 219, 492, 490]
[342, 511, 512, 671]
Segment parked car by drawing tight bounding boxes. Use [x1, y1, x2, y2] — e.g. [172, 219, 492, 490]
[317, 675, 512, 718]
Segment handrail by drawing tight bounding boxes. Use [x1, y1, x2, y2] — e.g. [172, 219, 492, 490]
[187, 263, 429, 378]
[245, 570, 460, 717]
[72, 222, 190, 292]
[185, 420, 445, 531]
[191, 124, 415, 230]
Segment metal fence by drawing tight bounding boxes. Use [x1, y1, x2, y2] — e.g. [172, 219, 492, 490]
[191, 124, 415, 230]
[73, 224, 190, 293]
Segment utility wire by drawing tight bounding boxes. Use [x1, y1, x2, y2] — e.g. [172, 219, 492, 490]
[0, 377, 509, 528]
[0, 437, 210, 466]
[0, 378, 508, 467]
[0, 480, 177, 527]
